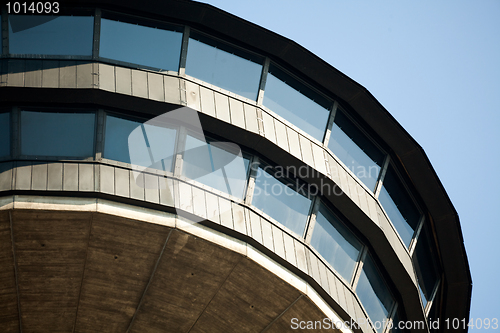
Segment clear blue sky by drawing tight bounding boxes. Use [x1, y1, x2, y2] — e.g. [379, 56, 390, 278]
[200, 0, 500, 328]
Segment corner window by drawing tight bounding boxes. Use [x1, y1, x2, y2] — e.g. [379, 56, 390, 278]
[378, 165, 421, 248]
[412, 229, 439, 310]
[0, 113, 10, 157]
[356, 254, 395, 333]
[99, 17, 183, 71]
[251, 165, 312, 236]
[182, 133, 250, 199]
[262, 64, 331, 141]
[328, 110, 384, 190]
[20, 110, 95, 158]
[9, 15, 94, 56]
[185, 33, 263, 100]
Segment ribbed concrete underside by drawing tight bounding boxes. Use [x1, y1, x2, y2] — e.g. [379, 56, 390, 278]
[0, 210, 338, 333]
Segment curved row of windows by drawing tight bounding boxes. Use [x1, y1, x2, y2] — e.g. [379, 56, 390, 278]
[0, 107, 440, 331]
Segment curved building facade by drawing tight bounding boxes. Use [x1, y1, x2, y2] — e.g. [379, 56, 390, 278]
[0, 1, 471, 332]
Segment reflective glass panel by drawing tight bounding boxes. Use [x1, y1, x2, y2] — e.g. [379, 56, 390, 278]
[0, 113, 10, 157]
[252, 166, 312, 236]
[182, 134, 250, 199]
[9, 15, 93, 55]
[21, 111, 95, 157]
[104, 115, 176, 172]
[356, 254, 395, 333]
[263, 65, 331, 141]
[185, 34, 263, 100]
[310, 202, 362, 282]
[100, 18, 182, 71]
[413, 231, 439, 310]
[329, 110, 385, 190]
[378, 165, 421, 248]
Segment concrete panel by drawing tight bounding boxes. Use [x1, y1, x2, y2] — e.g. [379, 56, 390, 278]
[274, 119, 289, 152]
[98, 165, 114, 195]
[144, 173, 160, 204]
[218, 197, 233, 229]
[294, 239, 308, 274]
[15, 162, 31, 190]
[114, 168, 130, 198]
[261, 111, 276, 144]
[164, 75, 181, 104]
[260, 218, 274, 252]
[130, 171, 145, 201]
[282, 232, 297, 267]
[178, 181, 193, 214]
[271, 225, 286, 260]
[298, 134, 314, 167]
[229, 98, 245, 129]
[159, 177, 174, 207]
[199, 86, 216, 117]
[79, 164, 94, 192]
[131, 69, 148, 98]
[204, 191, 220, 224]
[214, 92, 231, 123]
[148, 72, 165, 102]
[41, 60, 59, 88]
[232, 202, 246, 235]
[115, 67, 132, 95]
[185, 80, 201, 111]
[7, 59, 24, 87]
[31, 163, 47, 191]
[311, 143, 327, 175]
[286, 127, 302, 160]
[192, 186, 207, 219]
[59, 61, 77, 88]
[77, 62, 93, 89]
[25, 60, 42, 88]
[0, 162, 13, 191]
[247, 209, 262, 244]
[243, 104, 259, 134]
[98, 63, 115, 92]
[62, 163, 78, 191]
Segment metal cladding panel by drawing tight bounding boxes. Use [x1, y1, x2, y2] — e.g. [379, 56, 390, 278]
[76, 62, 94, 89]
[99, 63, 115, 92]
[298, 134, 314, 167]
[59, 61, 77, 88]
[326, 152, 341, 186]
[204, 191, 220, 224]
[164, 76, 181, 104]
[78, 164, 94, 192]
[114, 167, 130, 198]
[260, 218, 274, 252]
[286, 127, 302, 160]
[247, 209, 263, 244]
[63, 163, 79, 191]
[337, 163, 351, 197]
[261, 111, 276, 144]
[317, 261, 331, 295]
[192, 185, 207, 219]
[282, 231, 297, 267]
[99, 165, 114, 195]
[335, 277, 350, 316]
[326, 269, 339, 306]
[218, 196, 233, 229]
[147, 72, 165, 102]
[214, 92, 231, 123]
[8, 59, 25, 87]
[42, 60, 59, 88]
[144, 173, 160, 204]
[357, 186, 371, 219]
[185, 80, 201, 111]
[115, 67, 132, 95]
[306, 249, 322, 287]
[199, 86, 216, 118]
[47, 163, 63, 190]
[231, 202, 246, 235]
[0, 162, 13, 191]
[271, 225, 286, 260]
[243, 103, 259, 134]
[130, 170, 145, 201]
[311, 142, 327, 176]
[31, 163, 47, 191]
[273, 119, 289, 153]
[229, 98, 245, 129]
[177, 180, 193, 213]
[346, 174, 361, 208]
[25, 60, 43, 88]
[131, 70, 148, 99]
[159, 177, 174, 207]
[344, 289, 357, 324]
[293, 239, 308, 274]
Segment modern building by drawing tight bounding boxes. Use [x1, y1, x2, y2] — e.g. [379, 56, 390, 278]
[0, 1, 471, 332]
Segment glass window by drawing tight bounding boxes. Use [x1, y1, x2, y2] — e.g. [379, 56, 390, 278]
[182, 133, 250, 199]
[100, 18, 182, 71]
[21, 111, 95, 157]
[413, 230, 439, 310]
[0, 113, 10, 157]
[104, 115, 176, 172]
[310, 202, 362, 282]
[378, 165, 421, 248]
[185, 33, 263, 100]
[356, 254, 395, 333]
[391, 312, 405, 332]
[262, 64, 331, 141]
[328, 110, 385, 190]
[252, 165, 312, 236]
[9, 15, 93, 56]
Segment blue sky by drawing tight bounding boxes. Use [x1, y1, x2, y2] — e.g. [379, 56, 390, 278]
[200, 0, 500, 328]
